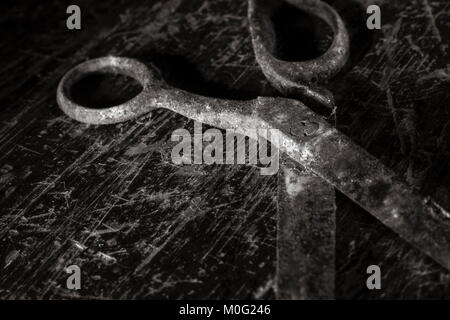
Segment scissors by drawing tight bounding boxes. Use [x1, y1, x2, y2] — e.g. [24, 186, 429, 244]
[57, 0, 450, 293]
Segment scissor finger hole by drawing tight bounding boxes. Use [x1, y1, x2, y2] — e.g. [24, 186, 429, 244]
[68, 72, 143, 109]
[271, 1, 334, 62]
[57, 56, 154, 125]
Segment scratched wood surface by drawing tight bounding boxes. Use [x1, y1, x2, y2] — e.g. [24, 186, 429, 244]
[0, 0, 449, 299]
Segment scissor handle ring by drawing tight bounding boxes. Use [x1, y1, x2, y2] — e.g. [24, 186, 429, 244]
[57, 56, 154, 125]
[248, 0, 350, 107]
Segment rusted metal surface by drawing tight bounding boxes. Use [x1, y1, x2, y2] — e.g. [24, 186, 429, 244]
[248, 0, 349, 109]
[57, 57, 161, 125]
[261, 97, 450, 271]
[277, 157, 335, 299]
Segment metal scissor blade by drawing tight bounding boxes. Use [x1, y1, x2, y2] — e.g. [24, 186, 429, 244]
[158, 93, 450, 271]
[277, 156, 335, 299]
[256, 97, 450, 271]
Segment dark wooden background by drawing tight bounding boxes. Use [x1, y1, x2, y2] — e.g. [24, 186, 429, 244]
[0, 0, 449, 299]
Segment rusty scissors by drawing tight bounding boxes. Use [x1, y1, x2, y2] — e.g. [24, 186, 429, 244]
[57, 0, 450, 288]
